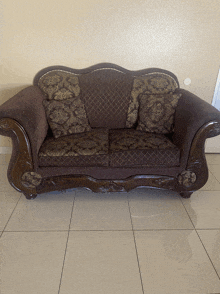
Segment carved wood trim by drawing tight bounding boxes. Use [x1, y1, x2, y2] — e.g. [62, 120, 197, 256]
[178, 170, 196, 187]
[177, 120, 220, 192]
[21, 172, 42, 189]
[36, 174, 176, 194]
[0, 118, 37, 194]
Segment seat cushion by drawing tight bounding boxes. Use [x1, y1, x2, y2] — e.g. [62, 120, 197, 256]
[38, 128, 180, 168]
[38, 129, 109, 167]
[109, 129, 180, 167]
[136, 93, 182, 134]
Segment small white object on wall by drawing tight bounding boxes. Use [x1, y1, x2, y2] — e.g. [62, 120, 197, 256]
[184, 78, 191, 85]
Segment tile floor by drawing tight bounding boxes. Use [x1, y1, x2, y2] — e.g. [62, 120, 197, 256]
[1, 154, 220, 294]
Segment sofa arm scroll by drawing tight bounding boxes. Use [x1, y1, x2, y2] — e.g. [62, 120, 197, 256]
[0, 86, 48, 169]
[173, 89, 220, 168]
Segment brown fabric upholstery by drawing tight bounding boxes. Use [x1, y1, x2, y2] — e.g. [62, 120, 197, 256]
[137, 93, 182, 134]
[0, 86, 48, 169]
[109, 129, 180, 167]
[38, 129, 109, 167]
[79, 69, 134, 129]
[173, 89, 220, 168]
[39, 154, 109, 167]
[110, 149, 180, 167]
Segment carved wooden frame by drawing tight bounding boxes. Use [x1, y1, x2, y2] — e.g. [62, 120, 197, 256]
[176, 120, 220, 197]
[1, 118, 220, 200]
[0, 118, 40, 198]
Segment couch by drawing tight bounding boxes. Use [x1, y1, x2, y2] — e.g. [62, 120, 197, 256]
[0, 63, 220, 199]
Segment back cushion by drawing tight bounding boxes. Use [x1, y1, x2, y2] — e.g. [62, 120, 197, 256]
[79, 69, 134, 129]
[38, 71, 81, 99]
[126, 72, 179, 128]
[136, 93, 182, 134]
[38, 71, 91, 138]
[134, 72, 178, 95]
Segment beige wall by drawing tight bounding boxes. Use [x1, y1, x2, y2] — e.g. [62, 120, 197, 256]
[1, 0, 220, 149]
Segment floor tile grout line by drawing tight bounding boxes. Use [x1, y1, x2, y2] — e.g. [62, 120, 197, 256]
[0, 194, 22, 238]
[2, 228, 203, 233]
[127, 195, 145, 294]
[180, 194, 220, 281]
[58, 193, 76, 294]
[195, 229, 220, 280]
[209, 168, 220, 184]
[173, 185, 220, 282]
[179, 196, 196, 230]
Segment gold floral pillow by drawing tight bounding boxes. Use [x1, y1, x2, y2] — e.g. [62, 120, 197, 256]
[38, 71, 81, 100]
[43, 97, 91, 139]
[40, 71, 91, 138]
[126, 73, 179, 128]
[137, 93, 182, 134]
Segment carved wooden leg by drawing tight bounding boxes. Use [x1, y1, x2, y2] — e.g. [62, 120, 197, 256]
[23, 192, 38, 200]
[179, 191, 193, 198]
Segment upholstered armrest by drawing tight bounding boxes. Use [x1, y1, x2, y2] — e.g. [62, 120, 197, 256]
[0, 86, 48, 169]
[173, 89, 220, 167]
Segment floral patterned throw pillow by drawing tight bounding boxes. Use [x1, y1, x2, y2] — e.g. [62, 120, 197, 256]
[126, 73, 179, 128]
[39, 71, 91, 138]
[136, 93, 182, 134]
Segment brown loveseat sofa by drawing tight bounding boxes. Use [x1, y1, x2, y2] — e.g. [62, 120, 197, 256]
[1, 63, 220, 199]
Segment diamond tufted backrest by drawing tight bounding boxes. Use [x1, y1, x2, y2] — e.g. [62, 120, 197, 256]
[34, 64, 179, 130]
[79, 69, 134, 129]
